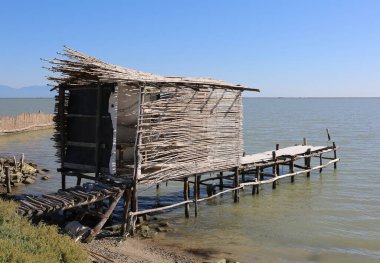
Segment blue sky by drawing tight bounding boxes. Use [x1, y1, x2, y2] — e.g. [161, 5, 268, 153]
[0, 0, 379, 97]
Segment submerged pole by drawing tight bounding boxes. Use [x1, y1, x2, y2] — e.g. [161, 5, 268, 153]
[184, 178, 189, 218]
[194, 175, 199, 217]
[333, 142, 337, 169]
[234, 167, 240, 203]
[272, 151, 277, 189]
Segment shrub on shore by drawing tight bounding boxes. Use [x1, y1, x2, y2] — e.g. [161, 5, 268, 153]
[0, 199, 88, 263]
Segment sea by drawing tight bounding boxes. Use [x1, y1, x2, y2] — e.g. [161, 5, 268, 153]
[0, 97, 379, 263]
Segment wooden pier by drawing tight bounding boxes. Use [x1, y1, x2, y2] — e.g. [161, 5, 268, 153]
[16, 142, 339, 240]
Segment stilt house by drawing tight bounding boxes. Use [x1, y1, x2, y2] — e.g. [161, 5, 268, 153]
[49, 47, 259, 188]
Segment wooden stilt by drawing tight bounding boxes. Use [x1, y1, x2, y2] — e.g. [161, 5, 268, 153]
[319, 154, 323, 173]
[333, 142, 337, 169]
[306, 148, 311, 177]
[61, 173, 66, 190]
[194, 175, 198, 217]
[156, 183, 160, 190]
[5, 166, 11, 194]
[253, 167, 260, 195]
[120, 188, 132, 235]
[219, 171, 223, 190]
[197, 175, 201, 199]
[272, 151, 277, 189]
[303, 138, 307, 146]
[276, 144, 280, 176]
[184, 178, 189, 218]
[290, 158, 295, 183]
[234, 167, 239, 203]
[76, 176, 82, 186]
[260, 167, 264, 181]
[85, 189, 124, 243]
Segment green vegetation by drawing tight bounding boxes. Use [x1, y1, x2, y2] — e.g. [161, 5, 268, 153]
[0, 199, 88, 263]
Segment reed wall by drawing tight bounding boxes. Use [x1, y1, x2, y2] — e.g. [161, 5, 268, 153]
[0, 112, 54, 133]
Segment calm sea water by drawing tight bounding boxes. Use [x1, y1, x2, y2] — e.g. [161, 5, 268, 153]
[0, 98, 379, 262]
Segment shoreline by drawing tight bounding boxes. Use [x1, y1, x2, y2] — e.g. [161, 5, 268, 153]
[83, 236, 232, 263]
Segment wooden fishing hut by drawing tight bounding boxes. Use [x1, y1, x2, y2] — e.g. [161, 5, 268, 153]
[17, 47, 339, 241]
[47, 47, 258, 235]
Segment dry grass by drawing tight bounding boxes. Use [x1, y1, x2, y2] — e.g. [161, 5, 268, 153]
[0, 199, 88, 263]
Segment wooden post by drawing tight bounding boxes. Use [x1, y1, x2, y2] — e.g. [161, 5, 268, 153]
[120, 188, 132, 235]
[197, 175, 201, 199]
[303, 138, 307, 146]
[333, 142, 337, 169]
[253, 167, 260, 195]
[306, 148, 311, 177]
[156, 183, 160, 190]
[290, 158, 295, 183]
[272, 151, 277, 189]
[85, 190, 124, 242]
[326, 128, 331, 141]
[194, 175, 198, 217]
[260, 167, 264, 181]
[62, 173, 66, 190]
[94, 85, 103, 179]
[234, 167, 239, 203]
[219, 171, 223, 190]
[76, 176, 82, 186]
[319, 154, 323, 173]
[58, 86, 66, 190]
[275, 144, 280, 176]
[184, 178, 189, 218]
[20, 153, 24, 172]
[5, 166, 11, 194]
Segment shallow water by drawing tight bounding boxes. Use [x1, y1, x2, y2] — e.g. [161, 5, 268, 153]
[1, 98, 379, 262]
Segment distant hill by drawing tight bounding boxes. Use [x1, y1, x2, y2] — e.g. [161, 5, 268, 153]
[0, 85, 54, 98]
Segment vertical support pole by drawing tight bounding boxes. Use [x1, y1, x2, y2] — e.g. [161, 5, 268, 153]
[20, 153, 24, 172]
[194, 175, 198, 217]
[156, 183, 160, 190]
[303, 137, 307, 146]
[58, 86, 66, 190]
[253, 166, 260, 195]
[234, 167, 240, 203]
[272, 151, 277, 189]
[120, 188, 132, 235]
[5, 166, 11, 194]
[326, 128, 331, 141]
[131, 86, 144, 227]
[290, 157, 295, 183]
[76, 176, 82, 186]
[319, 154, 323, 173]
[219, 171, 223, 190]
[260, 167, 264, 181]
[94, 85, 103, 179]
[275, 144, 280, 176]
[333, 142, 337, 169]
[184, 178, 189, 218]
[197, 175, 201, 199]
[306, 148, 311, 177]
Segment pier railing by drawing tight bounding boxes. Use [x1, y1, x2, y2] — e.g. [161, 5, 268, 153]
[0, 112, 54, 134]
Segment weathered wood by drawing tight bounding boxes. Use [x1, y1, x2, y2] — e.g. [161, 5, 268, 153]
[326, 128, 331, 141]
[194, 175, 199, 216]
[234, 167, 239, 203]
[290, 158, 295, 183]
[333, 142, 337, 169]
[319, 154, 323, 173]
[120, 188, 132, 235]
[184, 178, 189, 218]
[5, 166, 11, 194]
[85, 189, 124, 242]
[272, 151, 277, 189]
[219, 171, 223, 190]
[94, 84, 102, 179]
[306, 148, 311, 177]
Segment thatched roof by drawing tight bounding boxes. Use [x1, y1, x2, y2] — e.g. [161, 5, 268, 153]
[46, 46, 260, 92]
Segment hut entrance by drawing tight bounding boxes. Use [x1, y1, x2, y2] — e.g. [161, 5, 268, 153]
[62, 84, 115, 179]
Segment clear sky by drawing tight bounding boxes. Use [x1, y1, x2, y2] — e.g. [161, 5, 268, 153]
[0, 0, 379, 97]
